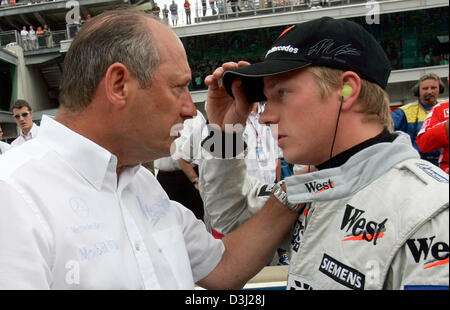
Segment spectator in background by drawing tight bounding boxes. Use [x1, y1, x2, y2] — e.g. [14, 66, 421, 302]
[43, 24, 53, 48]
[201, 0, 207, 16]
[209, 0, 217, 15]
[169, 0, 178, 26]
[247, 0, 254, 10]
[158, 110, 208, 221]
[151, 2, 160, 18]
[20, 26, 29, 51]
[10, 99, 39, 147]
[229, 0, 241, 12]
[417, 98, 449, 173]
[244, 102, 282, 184]
[0, 124, 11, 155]
[217, 0, 226, 14]
[184, 0, 191, 25]
[392, 73, 444, 166]
[1, 0, 9, 7]
[162, 4, 169, 25]
[28, 25, 37, 49]
[36, 26, 44, 48]
[424, 48, 434, 66]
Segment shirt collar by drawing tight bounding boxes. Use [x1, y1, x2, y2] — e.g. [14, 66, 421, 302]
[418, 98, 434, 111]
[37, 115, 117, 191]
[21, 123, 38, 139]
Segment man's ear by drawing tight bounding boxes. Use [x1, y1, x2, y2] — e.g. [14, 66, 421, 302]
[104, 62, 133, 108]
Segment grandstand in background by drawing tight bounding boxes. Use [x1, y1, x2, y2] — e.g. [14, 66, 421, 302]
[0, 0, 448, 141]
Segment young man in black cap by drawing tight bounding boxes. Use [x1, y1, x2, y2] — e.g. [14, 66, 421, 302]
[200, 17, 449, 290]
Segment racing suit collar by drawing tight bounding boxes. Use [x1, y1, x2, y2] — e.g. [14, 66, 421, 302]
[285, 132, 420, 204]
[316, 128, 397, 170]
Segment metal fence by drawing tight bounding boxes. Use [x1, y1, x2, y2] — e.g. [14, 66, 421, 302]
[167, 0, 354, 25]
[0, 28, 68, 51]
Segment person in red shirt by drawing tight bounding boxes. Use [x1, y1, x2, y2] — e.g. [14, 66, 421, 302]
[417, 99, 449, 173]
[184, 0, 191, 24]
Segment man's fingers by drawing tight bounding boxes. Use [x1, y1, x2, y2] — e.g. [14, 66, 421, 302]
[232, 79, 252, 119]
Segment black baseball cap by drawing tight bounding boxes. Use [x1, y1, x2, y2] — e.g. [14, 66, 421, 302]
[222, 17, 391, 103]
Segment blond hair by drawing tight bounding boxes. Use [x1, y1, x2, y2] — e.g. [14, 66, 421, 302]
[307, 66, 393, 131]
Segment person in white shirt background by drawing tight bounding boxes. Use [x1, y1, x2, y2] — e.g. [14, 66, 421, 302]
[0, 124, 11, 155]
[244, 102, 282, 184]
[10, 99, 39, 147]
[0, 9, 297, 290]
[153, 109, 207, 220]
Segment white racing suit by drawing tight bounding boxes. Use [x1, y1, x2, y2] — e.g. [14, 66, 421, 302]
[199, 131, 449, 290]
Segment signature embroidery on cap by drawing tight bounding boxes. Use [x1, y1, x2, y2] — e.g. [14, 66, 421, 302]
[308, 39, 361, 57]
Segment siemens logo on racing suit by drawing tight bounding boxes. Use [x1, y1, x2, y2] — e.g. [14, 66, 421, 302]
[406, 236, 449, 269]
[319, 253, 365, 290]
[340, 204, 387, 245]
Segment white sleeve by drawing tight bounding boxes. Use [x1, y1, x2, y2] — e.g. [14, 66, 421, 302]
[171, 200, 225, 283]
[199, 155, 270, 235]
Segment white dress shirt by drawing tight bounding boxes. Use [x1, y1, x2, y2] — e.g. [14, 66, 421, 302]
[0, 115, 224, 289]
[244, 104, 282, 184]
[11, 122, 39, 147]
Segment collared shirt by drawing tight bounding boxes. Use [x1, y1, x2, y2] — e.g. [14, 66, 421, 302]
[0, 115, 224, 289]
[0, 141, 11, 155]
[244, 103, 282, 184]
[175, 110, 208, 166]
[11, 122, 39, 147]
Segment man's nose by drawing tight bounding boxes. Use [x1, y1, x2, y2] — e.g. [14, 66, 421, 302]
[181, 93, 197, 120]
[259, 102, 279, 126]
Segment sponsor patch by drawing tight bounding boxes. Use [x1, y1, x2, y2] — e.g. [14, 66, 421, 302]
[405, 236, 449, 269]
[415, 163, 449, 183]
[291, 217, 304, 252]
[319, 253, 365, 290]
[304, 178, 335, 195]
[340, 204, 387, 245]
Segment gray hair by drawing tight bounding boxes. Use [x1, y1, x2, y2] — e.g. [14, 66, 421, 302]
[59, 8, 161, 111]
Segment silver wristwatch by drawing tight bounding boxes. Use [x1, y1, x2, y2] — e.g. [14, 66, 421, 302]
[271, 182, 301, 212]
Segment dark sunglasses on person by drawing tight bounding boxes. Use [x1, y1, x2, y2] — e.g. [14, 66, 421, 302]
[13, 112, 30, 119]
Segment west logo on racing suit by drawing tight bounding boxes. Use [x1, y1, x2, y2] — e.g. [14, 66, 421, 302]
[405, 236, 449, 269]
[340, 204, 387, 245]
[304, 179, 335, 195]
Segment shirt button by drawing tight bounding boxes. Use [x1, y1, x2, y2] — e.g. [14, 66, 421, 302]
[135, 243, 140, 251]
